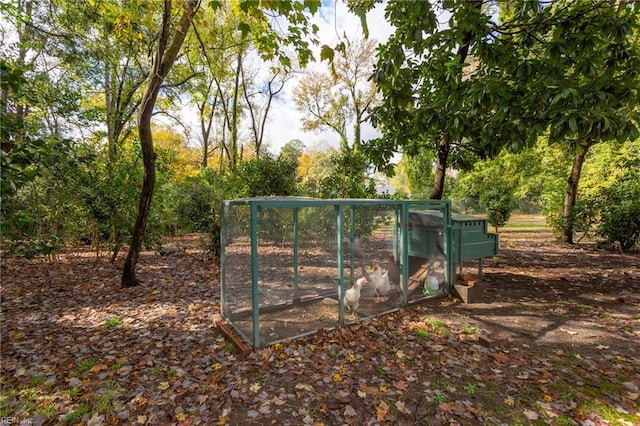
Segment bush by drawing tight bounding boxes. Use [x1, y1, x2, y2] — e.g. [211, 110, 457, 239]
[480, 186, 515, 232]
[597, 202, 640, 252]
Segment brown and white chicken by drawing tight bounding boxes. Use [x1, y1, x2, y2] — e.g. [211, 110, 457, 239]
[344, 276, 367, 316]
[387, 255, 401, 287]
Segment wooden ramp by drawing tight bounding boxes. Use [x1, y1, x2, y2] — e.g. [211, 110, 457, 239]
[213, 314, 253, 356]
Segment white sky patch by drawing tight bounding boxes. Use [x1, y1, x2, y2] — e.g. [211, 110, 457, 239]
[257, 0, 393, 155]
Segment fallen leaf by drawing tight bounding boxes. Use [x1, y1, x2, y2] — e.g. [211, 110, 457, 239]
[359, 384, 385, 396]
[344, 405, 357, 417]
[523, 409, 538, 420]
[376, 401, 389, 421]
[393, 380, 409, 391]
[90, 364, 108, 373]
[272, 397, 286, 405]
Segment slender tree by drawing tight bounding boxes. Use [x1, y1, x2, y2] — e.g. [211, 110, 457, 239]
[122, 0, 201, 287]
[122, 0, 322, 286]
[293, 36, 378, 153]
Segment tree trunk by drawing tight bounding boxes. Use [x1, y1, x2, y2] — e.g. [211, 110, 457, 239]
[430, 139, 450, 200]
[560, 148, 588, 244]
[122, 0, 199, 287]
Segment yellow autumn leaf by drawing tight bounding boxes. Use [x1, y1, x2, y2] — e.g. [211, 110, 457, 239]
[250, 383, 261, 392]
[176, 413, 188, 421]
[347, 354, 355, 363]
[216, 417, 229, 426]
[158, 382, 170, 390]
[10, 332, 23, 340]
[333, 373, 343, 383]
[379, 385, 388, 393]
[544, 394, 553, 402]
[212, 363, 222, 370]
[504, 396, 515, 406]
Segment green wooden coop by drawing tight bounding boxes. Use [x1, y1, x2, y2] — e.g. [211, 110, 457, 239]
[220, 197, 498, 349]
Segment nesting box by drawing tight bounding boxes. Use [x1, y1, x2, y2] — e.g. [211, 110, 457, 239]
[220, 197, 461, 348]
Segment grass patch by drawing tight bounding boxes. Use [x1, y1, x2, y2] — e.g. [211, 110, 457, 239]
[105, 317, 120, 328]
[577, 400, 640, 424]
[63, 404, 90, 424]
[423, 317, 449, 336]
[502, 215, 549, 232]
[432, 393, 446, 404]
[68, 386, 81, 399]
[414, 327, 430, 339]
[461, 326, 479, 335]
[463, 383, 477, 394]
[78, 359, 96, 372]
[28, 376, 45, 387]
[579, 379, 621, 398]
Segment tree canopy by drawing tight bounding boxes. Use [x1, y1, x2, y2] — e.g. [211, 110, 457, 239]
[355, 0, 639, 242]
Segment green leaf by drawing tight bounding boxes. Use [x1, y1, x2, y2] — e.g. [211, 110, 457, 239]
[279, 55, 291, 68]
[303, 0, 321, 14]
[568, 117, 578, 133]
[320, 44, 334, 62]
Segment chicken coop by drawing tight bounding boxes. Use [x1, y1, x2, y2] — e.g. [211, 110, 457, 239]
[220, 197, 464, 349]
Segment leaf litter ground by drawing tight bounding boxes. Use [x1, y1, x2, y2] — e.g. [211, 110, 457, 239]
[1, 231, 639, 425]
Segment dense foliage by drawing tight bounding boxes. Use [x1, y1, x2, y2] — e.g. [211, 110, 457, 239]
[2, 0, 639, 263]
[455, 138, 640, 250]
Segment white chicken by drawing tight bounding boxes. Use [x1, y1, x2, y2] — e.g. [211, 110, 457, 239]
[370, 261, 392, 303]
[344, 276, 367, 317]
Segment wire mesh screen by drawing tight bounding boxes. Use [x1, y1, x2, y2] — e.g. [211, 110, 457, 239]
[406, 207, 450, 302]
[221, 198, 453, 348]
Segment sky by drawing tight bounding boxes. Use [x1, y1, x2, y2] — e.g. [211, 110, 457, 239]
[257, 0, 394, 156]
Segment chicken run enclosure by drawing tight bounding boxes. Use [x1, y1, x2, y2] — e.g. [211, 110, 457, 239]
[220, 197, 498, 348]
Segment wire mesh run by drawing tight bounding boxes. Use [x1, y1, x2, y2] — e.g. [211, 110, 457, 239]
[220, 197, 454, 348]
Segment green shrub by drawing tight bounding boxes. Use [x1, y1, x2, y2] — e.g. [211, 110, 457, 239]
[480, 186, 515, 232]
[597, 202, 640, 251]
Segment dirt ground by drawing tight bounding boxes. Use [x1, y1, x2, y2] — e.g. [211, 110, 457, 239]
[1, 230, 639, 425]
[439, 231, 640, 355]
